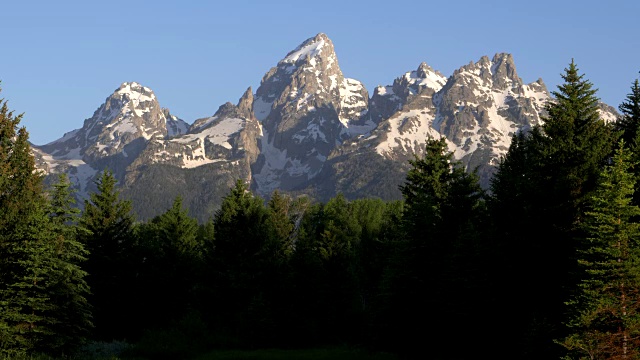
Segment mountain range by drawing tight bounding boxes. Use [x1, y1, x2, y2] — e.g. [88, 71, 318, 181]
[32, 33, 619, 222]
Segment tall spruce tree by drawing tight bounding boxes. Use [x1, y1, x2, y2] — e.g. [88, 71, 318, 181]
[0, 83, 55, 356]
[490, 60, 617, 358]
[207, 179, 270, 343]
[44, 174, 92, 354]
[79, 169, 135, 340]
[541, 59, 615, 220]
[616, 76, 640, 206]
[134, 196, 202, 330]
[154, 196, 200, 259]
[265, 190, 296, 260]
[0, 85, 55, 355]
[615, 77, 640, 147]
[379, 137, 486, 358]
[559, 142, 640, 359]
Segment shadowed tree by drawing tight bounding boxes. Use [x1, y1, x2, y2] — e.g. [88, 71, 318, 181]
[44, 174, 92, 354]
[377, 137, 487, 358]
[490, 60, 617, 358]
[615, 77, 640, 147]
[79, 169, 135, 340]
[559, 142, 640, 359]
[135, 196, 202, 327]
[616, 75, 640, 206]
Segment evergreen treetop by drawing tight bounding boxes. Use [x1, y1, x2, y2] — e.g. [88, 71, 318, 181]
[616, 77, 640, 147]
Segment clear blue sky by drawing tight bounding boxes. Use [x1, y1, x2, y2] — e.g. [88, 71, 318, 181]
[2, 0, 638, 145]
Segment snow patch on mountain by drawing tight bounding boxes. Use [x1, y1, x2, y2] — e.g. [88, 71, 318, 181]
[166, 113, 189, 137]
[174, 117, 244, 149]
[282, 38, 325, 64]
[375, 86, 396, 97]
[163, 117, 245, 168]
[253, 97, 273, 121]
[34, 147, 97, 198]
[375, 108, 448, 156]
[338, 78, 369, 128]
[405, 64, 447, 93]
[253, 128, 287, 194]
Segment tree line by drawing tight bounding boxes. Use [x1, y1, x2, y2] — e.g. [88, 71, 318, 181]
[1, 62, 640, 359]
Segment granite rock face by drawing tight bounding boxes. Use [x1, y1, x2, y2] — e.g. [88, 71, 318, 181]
[251, 33, 375, 196]
[33, 82, 188, 197]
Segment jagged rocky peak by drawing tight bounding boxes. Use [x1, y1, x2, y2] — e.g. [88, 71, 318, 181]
[317, 53, 557, 204]
[375, 61, 447, 96]
[252, 32, 370, 196]
[528, 77, 547, 93]
[409, 62, 448, 91]
[37, 81, 174, 157]
[116, 81, 156, 101]
[79, 81, 172, 160]
[490, 53, 519, 89]
[451, 53, 522, 90]
[253, 32, 369, 129]
[163, 108, 189, 138]
[88, 81, 166, 137]
[370, 61, 448, 124]
[237, 87, 254, 119]
[430, 53, 550, 186]
[32, 81, 176, 199]
[254, 33, 344, 122]
[280, 33, 335, 66]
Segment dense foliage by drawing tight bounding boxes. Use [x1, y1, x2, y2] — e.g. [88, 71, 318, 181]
[1, 65, 640, 360]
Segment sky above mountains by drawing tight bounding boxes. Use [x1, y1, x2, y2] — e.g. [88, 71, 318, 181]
[2, 0, 638, 145]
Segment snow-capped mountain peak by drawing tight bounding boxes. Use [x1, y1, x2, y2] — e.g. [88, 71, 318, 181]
[280, 33, 329, 65]
[33, 82, 189, 199]
[251, 33, 370, 195]
[410, 62, 448, 93]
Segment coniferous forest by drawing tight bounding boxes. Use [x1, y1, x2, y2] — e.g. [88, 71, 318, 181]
[2, 62, 640, 359]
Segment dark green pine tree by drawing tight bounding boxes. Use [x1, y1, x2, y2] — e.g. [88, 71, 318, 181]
[400, 136, 484, 244]
[265, 190, 295, 260]
[616, 76, 640, 206]
[559, 141, 640, 359]
[44, 173, 92, 354]
[490, 60, 617, 359]
[615, 77, 640, 147]
[213, 179, 267, 273]
[256, 191, 307, 346]
[79, 169, 135, 340]
[317, 194, 362, 342]
[541, 60, 615, 218]
[207, 179, 269, 343]
[379, 137, 486, 358]
[0, 85, 55, 356]
[154, 196, 201, 259]
[134, 196, 202, 330]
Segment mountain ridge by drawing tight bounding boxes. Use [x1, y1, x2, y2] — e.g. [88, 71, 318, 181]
[31, 33, 620, 222]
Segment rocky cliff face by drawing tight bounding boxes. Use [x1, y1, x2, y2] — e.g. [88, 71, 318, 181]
[33, 80, 262, 222]
[120, 87, 261, 221]
[129, 87, 260, 176]
[251, 33, 375, 196]
[315, 53, 551, 200]
[33, 33, 621, 221]
[34, 82, 188, 197]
